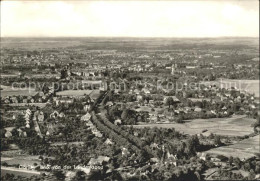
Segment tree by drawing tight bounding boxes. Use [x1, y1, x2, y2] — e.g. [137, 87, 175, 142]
[121, 109, 128, 120]
[88, 170, 105, 180]
[253, 117, 260, 133]
[233, 157, 241, 169]
[106, 170, 123, 180]
[185, 135, 200, 156]
[107, 91, 114, 101]
[165, 97, 174, 108]
[248, 169, 256, 180]
[109, 106, 118, 119]
[53, 170, 65, 180]
[214, 135, 222, 146]
[229, 156, 233, 165]
[72, 171, 86, 181]
[60, 69, 68, 79]
[11, 128, 19, 137]
[15, 114, 25, 128]
[1, 129, 6, 138]
[126, 118, 136, 125]
[255, 165, 260, 174]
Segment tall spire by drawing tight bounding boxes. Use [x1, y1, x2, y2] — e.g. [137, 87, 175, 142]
[171, 64, 175, 75]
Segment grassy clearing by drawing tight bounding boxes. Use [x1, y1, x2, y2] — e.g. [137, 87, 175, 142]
[133, 115, 256, 136]
[50, 141, 84, 146]
[1, 167, 41, 177]
[204, 136, 259, 160]
[1, 74, 19, 78]
[7, 103, 47, 108]
[56, 89, 93, 96]
[1, 150, 28, 158]
[1, 86, 37, 97]
[1, 157, 41, 166]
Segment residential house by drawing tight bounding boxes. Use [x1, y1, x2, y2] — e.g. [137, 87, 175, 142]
[84, 104, 91, 111]
[50, 111, 60, 118]
[4, 99, 10, 104]
[134, 89, 140, 95]
[136, 95, 143, 102]
[106, 101, 113, 107]
[81, 113, 91, 121]
[17, 128, 27, 137]
[5, 130, 12, 138]
[150, 157, 159, 164]
[165, 151, 177, 166]
[122, 147, 130, 156]
[33, 111, 44, 123]
[55, 98, 74, 105]
[163, 96, 180, 104]
[197, 152, 207, 161]
[88, 156, 110, 166]
[59, 112, 65, 118]
[142, 88, 151, 94]
[114, 119, 122, 125]
[11, 97, 18, 103]
[92, 129, 102, 137]
[194, 107, 202, 112]
[222, 106, 227, 110]
[105, 138, 113, 145]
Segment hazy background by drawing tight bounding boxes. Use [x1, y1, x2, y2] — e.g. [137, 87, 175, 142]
[1, 0, 259, 37]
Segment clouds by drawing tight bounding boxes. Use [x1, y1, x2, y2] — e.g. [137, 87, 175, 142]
[1, 0, 259, 37]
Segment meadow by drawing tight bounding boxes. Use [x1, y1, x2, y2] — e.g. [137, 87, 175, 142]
[56, 89, 93, 96]
[1, 167, 41, 178]
[1, 86, 37, 97]
[133, 115, 256, 136]
[204, 135, 259, 160]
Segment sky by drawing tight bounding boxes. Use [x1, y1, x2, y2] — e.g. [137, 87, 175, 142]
[1, 0, 259, 37]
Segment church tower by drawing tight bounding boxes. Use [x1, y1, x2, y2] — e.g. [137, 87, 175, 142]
[171, 64, 175, 75]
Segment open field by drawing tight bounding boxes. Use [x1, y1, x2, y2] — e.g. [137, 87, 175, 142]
[204, 135, 260, 160]
[133, 115, 256, 136]
[2, 157, 14, 161]
[1, 156, 42, 177]
[1, 89, 37, 97]
[1, 167, 41, 177]
[188, 98, 211, 102]
[135, 105, 164, 113]
[201, 79, 259, 97]
[1, 74, 19, 78]
[6, 103, 47, 108]
[56, 89, 93, 96]
[55, 89, 100, 100]
[26, 73, 60, 78]
[1, 157, 41, 166]
[82, 80, 102, 84]
[1, 150, 24, 157]
[50, 141, 84, 146]
[1, 85, 38, 97]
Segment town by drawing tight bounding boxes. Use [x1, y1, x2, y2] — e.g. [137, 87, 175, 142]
[1, 37, 259, 180]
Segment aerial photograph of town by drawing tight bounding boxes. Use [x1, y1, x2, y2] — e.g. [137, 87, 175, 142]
[0, 0, 259, 181]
